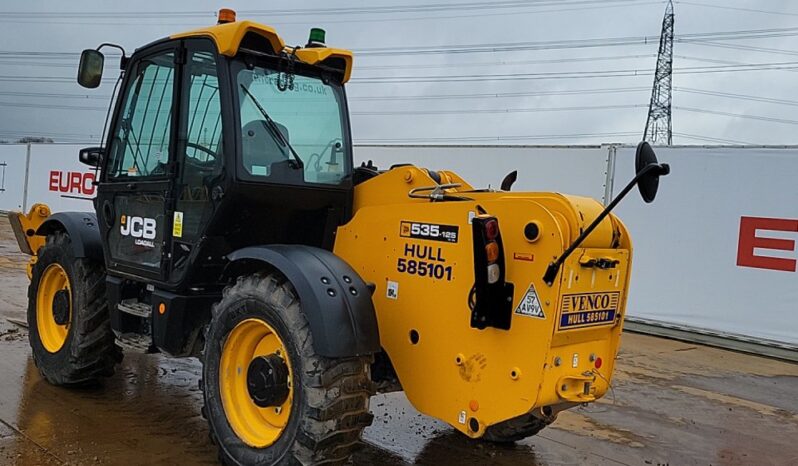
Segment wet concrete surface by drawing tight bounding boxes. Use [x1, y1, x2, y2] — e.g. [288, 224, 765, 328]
[0, 217, 796, 465]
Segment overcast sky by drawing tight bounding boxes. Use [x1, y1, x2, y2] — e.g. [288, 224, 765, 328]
[0, 0, 796, 145]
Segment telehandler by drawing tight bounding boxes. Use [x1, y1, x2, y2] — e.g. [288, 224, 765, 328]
[9, 9, 669, 465]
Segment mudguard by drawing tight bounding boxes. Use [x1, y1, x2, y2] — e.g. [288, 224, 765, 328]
[223, 245, 380, 358]
[36, 212, 103, 260]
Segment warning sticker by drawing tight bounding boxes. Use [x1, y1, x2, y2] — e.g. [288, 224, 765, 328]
[514, 284, 545, 319]
[173, 211, 183, 238]
[386, 280, 399, 300]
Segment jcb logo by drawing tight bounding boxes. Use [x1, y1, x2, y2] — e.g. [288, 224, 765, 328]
[120, 215, 157, 240]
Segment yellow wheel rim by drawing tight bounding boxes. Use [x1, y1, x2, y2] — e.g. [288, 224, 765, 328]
[220, 318, 294, 448]
[35, 263, 71, 353]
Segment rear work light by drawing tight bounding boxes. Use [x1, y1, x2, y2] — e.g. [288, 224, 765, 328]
[470, 214, 514, 330]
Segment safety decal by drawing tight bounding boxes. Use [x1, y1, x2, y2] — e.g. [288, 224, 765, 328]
[514, 283, 546, 319]
[400, 221, 459, 243]
[386, 280, 399, 300]
[173, 211, 183, 238]
[558, 291, 620, 330]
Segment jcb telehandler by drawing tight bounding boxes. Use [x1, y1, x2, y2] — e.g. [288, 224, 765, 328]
[9, 9, 669, 465]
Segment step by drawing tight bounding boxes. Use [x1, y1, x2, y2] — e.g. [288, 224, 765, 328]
[115, 333, 155, 353]
[118, 300, 152, 319]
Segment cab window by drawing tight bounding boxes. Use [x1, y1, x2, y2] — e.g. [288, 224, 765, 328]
[107, 51, 175, 178]
[235, 62, 350, 185]
[175, 43, 223, 245]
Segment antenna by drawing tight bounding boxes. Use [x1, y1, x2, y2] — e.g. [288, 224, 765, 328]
[643, 0, 674, 145]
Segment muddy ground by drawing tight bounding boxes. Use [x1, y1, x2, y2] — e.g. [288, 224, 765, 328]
[0, 217, 796, 465]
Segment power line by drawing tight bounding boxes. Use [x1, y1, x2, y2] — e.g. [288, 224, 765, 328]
[354, 131, 641, 143]
[5, 86, 796, 109]
[0, 25, 794, 64]
[0, 1, 664, 26]
[357, 54, 657, 71]
[0, 1, 652, 18]
[0, 101, 107, 111]
[352, 61, 798, 83]
[354, 26, 798, 56]
[675, 88, 798, 107]
[0, 90, 109, 100]
[675, 106, 798, 125]
[677, 1, 798, 18]
[0, 60, 76, 68]
[680, 40, 798, 57]
[672, 132, 756, 145]
[351, 86, 650, 101]
[0, 60, 794, 88]
[352, 104, 645, 116]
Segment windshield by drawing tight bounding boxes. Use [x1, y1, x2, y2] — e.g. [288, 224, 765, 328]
[235, 63, 350, 185]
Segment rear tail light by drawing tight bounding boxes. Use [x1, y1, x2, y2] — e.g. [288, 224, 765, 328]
[484, 219, 499, 241]
[485, 241, 499, 263]
[470, 214, 514, 330]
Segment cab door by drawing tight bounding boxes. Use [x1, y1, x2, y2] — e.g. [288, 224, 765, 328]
[96, 44, 179, 281]
[169, 39, 225, 284]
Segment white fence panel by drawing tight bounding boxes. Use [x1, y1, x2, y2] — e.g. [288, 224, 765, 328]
[0, 144, 28, 212]
[15, 143, 797, 348]
[354, 145, 611, 201]
[612, 146, 798, 346]
[26, 144, 96, 213]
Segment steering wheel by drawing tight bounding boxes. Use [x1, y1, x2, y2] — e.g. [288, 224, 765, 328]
[185, 142, 220, 167]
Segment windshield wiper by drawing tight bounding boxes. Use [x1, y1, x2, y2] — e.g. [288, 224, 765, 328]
[239, 84, 304, 169]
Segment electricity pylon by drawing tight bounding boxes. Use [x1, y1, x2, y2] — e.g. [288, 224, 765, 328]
[644, 0, 674, 145]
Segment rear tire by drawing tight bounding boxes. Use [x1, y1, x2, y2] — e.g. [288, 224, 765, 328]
[27, 231, 121, 386]
[482, 412, 554, 443]
[202, 273, 375, 465]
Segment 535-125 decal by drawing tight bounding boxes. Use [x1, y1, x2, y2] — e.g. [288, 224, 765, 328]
[400, 221, 459, 243]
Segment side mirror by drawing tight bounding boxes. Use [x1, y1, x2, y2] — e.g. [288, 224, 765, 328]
[77, 49, 105, 89]
[543, 141, 670, 286]
[634, 141, 670, 203]
[79, 147, 104, 167]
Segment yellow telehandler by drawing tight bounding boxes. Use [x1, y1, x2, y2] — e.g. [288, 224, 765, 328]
[9, 9, 668, 465]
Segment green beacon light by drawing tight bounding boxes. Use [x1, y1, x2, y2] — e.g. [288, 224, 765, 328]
[307, 28, 326, 47]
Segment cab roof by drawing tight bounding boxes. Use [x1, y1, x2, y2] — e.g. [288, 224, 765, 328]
[171, 20, 354, 83]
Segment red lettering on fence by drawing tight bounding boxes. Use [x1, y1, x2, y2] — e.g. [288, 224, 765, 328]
[737, 216, 798, 272]
[47, 171, 96, 196]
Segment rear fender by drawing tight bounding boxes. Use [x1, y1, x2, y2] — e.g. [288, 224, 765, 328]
[222, 245, 380, 358]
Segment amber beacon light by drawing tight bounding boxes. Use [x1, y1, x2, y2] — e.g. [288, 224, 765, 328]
[218, 8, 236, 24]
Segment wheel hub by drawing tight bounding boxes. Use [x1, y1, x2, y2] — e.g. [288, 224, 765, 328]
[247, 354, 290, 408]
[52, 289, 70, 325]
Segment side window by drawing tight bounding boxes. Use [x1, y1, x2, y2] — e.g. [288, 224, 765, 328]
[185, 51, 222, 166]
[107, 51, 175, 178]
[174, 44, 222, 246]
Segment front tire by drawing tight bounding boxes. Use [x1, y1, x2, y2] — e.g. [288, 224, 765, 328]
[202, 273, 374, 465]
[27, 231, 121, 385]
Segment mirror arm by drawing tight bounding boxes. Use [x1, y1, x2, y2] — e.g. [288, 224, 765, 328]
[542, 162, 669, 286]
[96, 43, 128, 69]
